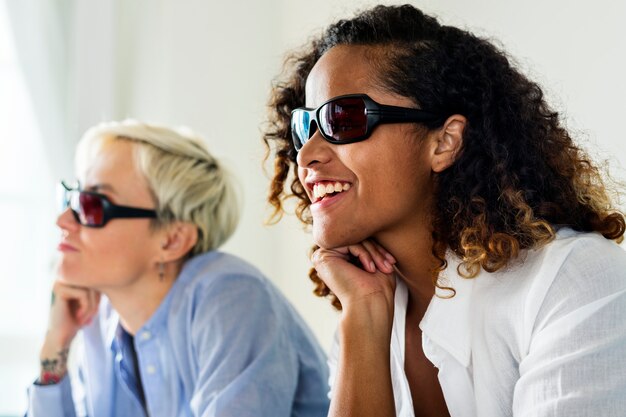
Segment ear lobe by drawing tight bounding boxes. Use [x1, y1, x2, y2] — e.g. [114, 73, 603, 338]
[432, 114, 466, 173]
[160, 222, 199, 263]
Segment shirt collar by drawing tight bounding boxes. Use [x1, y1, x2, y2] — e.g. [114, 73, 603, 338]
[105, 280, 177, 350]
[105, 304, 121, 350]
[419, 254, 476, 367]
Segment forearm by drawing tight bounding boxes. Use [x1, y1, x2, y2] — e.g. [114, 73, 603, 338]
[27, 326, 75, 415]
[38, 336, 71, 384]
[329, 305, 395, 417]
[27, 281, 96, 415]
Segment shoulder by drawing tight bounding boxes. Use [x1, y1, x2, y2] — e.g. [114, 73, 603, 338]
[170, 252, 325, 363]
[474, 228, 626, 299]
[554, 229, 626, 277]
[470, 229, 626, 342]
[182, 251, 268, 285]
[167, 251, 299, 331]
[172, 251, 279, 306]
[532, 230, 626, 325]
[524, 229, 626, 302]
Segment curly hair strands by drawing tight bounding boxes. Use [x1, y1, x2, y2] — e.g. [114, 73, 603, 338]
[263, 5, 625, 309]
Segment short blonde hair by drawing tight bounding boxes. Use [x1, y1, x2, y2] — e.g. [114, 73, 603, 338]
[76, 120, 240, 255]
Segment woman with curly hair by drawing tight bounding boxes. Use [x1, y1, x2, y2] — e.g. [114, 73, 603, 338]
[264, 4, 626, 417]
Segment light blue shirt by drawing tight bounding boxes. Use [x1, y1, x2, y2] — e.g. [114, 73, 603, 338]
[27, 251, 330, 417]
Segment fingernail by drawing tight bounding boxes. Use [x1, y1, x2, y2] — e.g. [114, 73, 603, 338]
[384, 260, 393, 271]
[385, 253, 396, 263]
[369, 261, 376, 272]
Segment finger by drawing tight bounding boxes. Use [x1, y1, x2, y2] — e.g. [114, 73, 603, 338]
[370, 240, 396, 264]
[361, 240, 394, 274]
[53, 283, 93, 321]
[311, 246, 369, 281]
[53, 283, 91, 304]
[311, 246, 350, 264]
[345, 244, 377, 273]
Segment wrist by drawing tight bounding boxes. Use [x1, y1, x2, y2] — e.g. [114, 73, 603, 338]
[341, 293, 394, 325]
[339, 301, 394, 347]
[37, 371, 65, 385]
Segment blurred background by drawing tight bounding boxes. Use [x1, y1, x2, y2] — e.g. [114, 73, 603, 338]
[1, 0, 624, 414]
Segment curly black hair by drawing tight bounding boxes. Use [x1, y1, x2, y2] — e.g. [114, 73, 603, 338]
[264, 4, 625, 309]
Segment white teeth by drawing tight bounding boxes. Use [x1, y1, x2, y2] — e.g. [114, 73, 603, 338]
[313, 184, 326, 199]
[312, 181, 351, 201]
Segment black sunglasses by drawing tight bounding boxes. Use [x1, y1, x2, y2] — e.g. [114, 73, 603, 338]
[57, 181, 157, 228]
[290, 93, 443, 151]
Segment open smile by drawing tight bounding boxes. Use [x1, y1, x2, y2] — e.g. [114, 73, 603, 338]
[311, 181, 351, 203]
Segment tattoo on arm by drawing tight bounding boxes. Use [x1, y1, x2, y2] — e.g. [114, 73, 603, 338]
[38, 348, 69, 385]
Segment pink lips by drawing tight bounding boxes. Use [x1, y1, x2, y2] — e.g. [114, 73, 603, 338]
[58, 242, 79, 252]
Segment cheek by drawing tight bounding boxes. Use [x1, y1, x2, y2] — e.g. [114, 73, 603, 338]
[354, 142, 432, 212]
[67, 223, 156, 283]
[97, 223, 156, 264]
[384, 138, 431, 187]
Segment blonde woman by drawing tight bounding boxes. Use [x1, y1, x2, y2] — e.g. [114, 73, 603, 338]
[27, 120, 329, 417]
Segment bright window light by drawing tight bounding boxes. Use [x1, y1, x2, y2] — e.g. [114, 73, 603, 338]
[0, 3, 57, 415]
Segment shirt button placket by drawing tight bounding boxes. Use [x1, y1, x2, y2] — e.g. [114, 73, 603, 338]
[138, 328, 165, 416]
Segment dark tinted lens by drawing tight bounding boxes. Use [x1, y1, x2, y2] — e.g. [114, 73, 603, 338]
[73, 192, 105, 226]
[319, 97, 367, 141]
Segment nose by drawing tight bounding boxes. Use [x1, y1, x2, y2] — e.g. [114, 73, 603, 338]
[56, 207, 80, 233]
[296, 127, 333, 168]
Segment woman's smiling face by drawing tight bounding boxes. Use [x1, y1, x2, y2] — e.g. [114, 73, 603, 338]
[296, 45, 438, 249]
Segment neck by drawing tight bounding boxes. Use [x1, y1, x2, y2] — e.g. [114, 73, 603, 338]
[374, 213, 438, 318]
[101, 262, 182, 335]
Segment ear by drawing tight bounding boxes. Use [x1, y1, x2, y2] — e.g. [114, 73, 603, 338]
[158, 222, 199, 263]
[431, 114, 466, 173]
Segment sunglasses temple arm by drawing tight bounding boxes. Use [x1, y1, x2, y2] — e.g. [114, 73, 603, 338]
[109, 206, 158, 219]
[374, 106, 442, 123]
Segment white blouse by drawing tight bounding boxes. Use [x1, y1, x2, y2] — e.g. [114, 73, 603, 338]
[328, 229, 626, 416]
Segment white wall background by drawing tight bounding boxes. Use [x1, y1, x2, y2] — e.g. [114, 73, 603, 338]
[1, 0, 624, 414]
